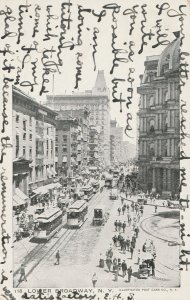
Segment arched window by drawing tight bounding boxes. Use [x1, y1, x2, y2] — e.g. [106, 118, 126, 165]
[149, 142, 155, 157]
[164, 116, 168, 132]
[149, 119, 155, 133]
[149, 96, 154, 107]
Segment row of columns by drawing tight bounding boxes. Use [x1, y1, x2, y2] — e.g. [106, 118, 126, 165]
[152, 167, 177, 193]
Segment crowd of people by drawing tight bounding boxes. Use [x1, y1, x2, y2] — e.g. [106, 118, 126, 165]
[97, 193, 149, 283]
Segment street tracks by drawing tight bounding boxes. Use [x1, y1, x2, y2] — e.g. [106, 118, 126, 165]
[14, 189, 109, 287]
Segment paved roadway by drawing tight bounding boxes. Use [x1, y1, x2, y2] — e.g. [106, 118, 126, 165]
[14, 190, 180, 288]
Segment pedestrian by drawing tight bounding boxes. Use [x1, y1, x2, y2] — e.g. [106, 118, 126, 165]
[112, 235, 117, 247]
[118, 220, 122, 232]
[126, 238, 130, 251]
[127, 266, 132, 282]
[121, 260, 127, 277]
[19, 264, 27, 282]
[92, 273, 97, 287]
[128, 216, 132, 226]
[136, 227, 139, 238]
[122, 221, 126, 233]
[114, 220, 118, 231]
[131, 240, 135, 250]
[130, 246, 134, 259]
[55, 250, 60, 265]
[113, 257, 117, 272]
[122, 206, 125, 215]
[155, 205, 157, 213]
[121, 197, 124, 205]
[152, 260, 155, 277]
[137, 249, 141, 264]
[106, 257, 112, 272]
[16, 215, 20, 225]
[126, 204, 129, 212]
[118, 207, 121, 216]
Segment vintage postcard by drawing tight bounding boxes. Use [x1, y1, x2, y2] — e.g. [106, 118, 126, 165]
[0, 0, 190, 300]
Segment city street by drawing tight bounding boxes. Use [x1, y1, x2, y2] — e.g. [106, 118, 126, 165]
[14, 189, 180, 288]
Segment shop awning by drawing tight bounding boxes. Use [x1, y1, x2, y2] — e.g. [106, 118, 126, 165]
[13, 194, 25, 207]
[13, 188, 28, 207]
[33, 186, 48, 195]
[15, 188, 28, 201]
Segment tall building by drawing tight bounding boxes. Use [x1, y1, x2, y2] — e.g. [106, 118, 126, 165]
[56, 118, 83, 178]
[88, 126, 100, 166]
[56, 108, 90, 169]
[12, 87, 57, 202]
[45, 71, 110, 166]
[110, 120, 123, 164]
[137, 32, 180, 197]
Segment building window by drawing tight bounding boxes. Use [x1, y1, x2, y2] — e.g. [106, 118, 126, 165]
[16, 135, 19, 158]
[55, 146, 58, 155]
[29, 133, 32, 141]
[62, 147, 67, 153]
[23, 133, 26, 140]
[149, 119, 155, 133]
[63, 135, 67, 143]
[46, 140, 49, 157]
[51, 140, 53, 157]
[149, 96, 154, 107]
[23, 146, 26, 157]
[29, 116, 32, 126]
[55, 135, 58, 143]
[16, 115, 19, 123]
[29, 147, 32, 159]
[23, 120, 26, 131]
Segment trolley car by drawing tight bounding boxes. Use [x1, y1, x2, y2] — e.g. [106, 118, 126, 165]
[82, 186, 94, 201]
[92, 181, 100, 194]
[67, 200, 88, 228]
[33, 208, 63, 241]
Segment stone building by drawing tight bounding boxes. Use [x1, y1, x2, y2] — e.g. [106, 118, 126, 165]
[137, 32, 180, 197]
[45, 70, 110, 166]
[56, 108, 90, 171]
[56, 118, 84, 178]
[88, 126, 100, 166]
[110, 120, 123, 164]
[12, 87, 57, 205]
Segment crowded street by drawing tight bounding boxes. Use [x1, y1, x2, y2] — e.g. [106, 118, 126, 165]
[13, 168, 180, 288]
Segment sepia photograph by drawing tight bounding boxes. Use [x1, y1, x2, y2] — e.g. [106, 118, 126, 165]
[0, 0, 190, 299]
[13, 33, 180, 288]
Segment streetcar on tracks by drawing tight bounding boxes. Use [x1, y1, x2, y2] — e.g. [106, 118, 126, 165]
[67, 200, 88, 228]
[92, 181, 100, 194]
[82, 185, 94, 201]
[33, 208, 63, 241]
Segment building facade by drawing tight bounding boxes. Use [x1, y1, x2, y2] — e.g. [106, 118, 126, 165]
[110, 120, 123, 164]
[45, 71, 110, 166]
[88, 126, 100, 166]
[56, 108, 90, 169]
[137, 32, 180, 197]
[56, 118, 84, 178]
[13, 87, 57, 200]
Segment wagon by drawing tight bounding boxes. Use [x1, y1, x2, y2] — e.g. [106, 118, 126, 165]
[92, 206, 106, 226]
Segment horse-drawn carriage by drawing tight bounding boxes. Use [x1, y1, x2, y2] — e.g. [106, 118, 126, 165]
[92, 206, 108, 226]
